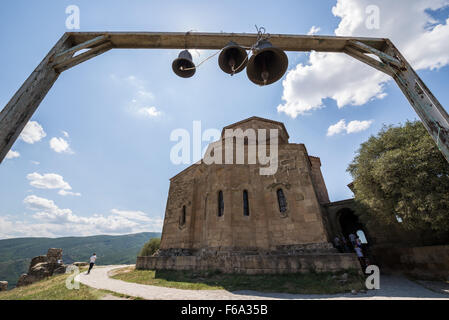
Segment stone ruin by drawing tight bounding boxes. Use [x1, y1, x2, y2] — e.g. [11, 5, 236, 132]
[16, 248, 67, 287]
[0, 281, 7, 291]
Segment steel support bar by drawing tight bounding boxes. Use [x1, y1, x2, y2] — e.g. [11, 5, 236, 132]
[0, 34, 72, 163]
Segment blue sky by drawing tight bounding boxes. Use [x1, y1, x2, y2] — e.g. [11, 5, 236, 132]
[1, 0, 448, 238]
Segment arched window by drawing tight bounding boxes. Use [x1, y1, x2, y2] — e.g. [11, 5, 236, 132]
[243, 190, 250, 216]
[277, 188, 287, 213]
[180, 205, 186, 226]
[218, 190, 224, 217]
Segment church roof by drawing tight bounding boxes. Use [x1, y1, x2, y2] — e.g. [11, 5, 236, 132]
[220, 116, 290, 139]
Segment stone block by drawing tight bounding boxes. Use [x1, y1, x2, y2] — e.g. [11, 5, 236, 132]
[0, 281, 7, 291]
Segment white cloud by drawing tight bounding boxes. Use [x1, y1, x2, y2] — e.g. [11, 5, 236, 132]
[138, 106, 162, 118]
[327, 119, 374, 136]
[112, 74, 162, 118]
[6, 150, 20, 159]
[50, 137, 73, 154]
[19, 121, 46, 144]
[0, 195, 163, 238]
[27, 172, 71, 190]
[110, 209, 154, 222]
[278, 0, 449, 118]
[31, 160, 40, 165]
[307, 26, 321, 35]
[58, 189, 81, 197]
[24, 195, 73, 222]
[346, 119, 374, 133]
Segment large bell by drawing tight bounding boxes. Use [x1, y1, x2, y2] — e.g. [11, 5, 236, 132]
[218, 41, 248, 75]
[246, 40, 288, 86]
[172, 50, 196, 78]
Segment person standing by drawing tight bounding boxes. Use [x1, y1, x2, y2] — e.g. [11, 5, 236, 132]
[341, 237, 350, 252]
[87, 253, 97, 275]
[349, 233, 357, 246]
[354, 246, 365, 269]
[333, 236, 342, 252]
[355, 236, 363, 248]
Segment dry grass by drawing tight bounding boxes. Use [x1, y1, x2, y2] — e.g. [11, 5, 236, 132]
[0, 267, 135, 300]
[112, 267, 365, 294]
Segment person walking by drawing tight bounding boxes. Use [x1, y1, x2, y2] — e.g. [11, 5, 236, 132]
[87, 253, 97, 275]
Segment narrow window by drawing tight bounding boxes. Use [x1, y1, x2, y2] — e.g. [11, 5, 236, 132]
[218, 190, 224, 217]
[277, 188, 287, 213]
[243, 190, 250, 216]
[180, 205, 186, 226]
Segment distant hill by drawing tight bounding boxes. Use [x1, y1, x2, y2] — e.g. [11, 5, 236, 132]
[0, 232, 160, 288]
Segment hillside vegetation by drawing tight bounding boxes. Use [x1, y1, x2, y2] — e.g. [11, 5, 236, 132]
[0, 232, 160, 288]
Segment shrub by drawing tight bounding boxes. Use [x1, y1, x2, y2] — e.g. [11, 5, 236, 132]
[139, 238, 161, 257]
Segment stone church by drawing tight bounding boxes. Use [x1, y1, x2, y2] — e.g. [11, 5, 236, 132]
[137, 117, 360, 273]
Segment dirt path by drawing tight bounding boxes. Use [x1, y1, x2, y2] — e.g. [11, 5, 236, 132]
[75, 265, 449, 300]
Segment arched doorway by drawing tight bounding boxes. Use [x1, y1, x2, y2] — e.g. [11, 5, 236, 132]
[337, 208, 370, 245]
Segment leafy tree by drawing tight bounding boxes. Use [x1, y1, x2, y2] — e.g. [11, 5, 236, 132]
[139, 238, 161, 257]
[347, 121, 449, 232]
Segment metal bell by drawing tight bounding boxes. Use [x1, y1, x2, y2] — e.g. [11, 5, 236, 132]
[172, 50, 196, 78]
[218, 41, 248, 75]
[246, 40, 288, 86]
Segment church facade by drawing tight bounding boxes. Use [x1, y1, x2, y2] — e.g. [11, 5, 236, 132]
[137, 117, 360, 274]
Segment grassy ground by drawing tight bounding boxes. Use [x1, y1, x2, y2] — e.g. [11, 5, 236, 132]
[112, 267, 365, 294]
[0, 267, 135, 300]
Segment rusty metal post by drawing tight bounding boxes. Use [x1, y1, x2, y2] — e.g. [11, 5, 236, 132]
[0, 34, 72, 163]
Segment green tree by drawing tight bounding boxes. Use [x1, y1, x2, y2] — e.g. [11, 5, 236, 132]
[139, 238, 161, 257]
[347, 121, 449, 232]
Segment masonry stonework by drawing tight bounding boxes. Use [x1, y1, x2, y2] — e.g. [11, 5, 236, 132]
[137, 117, 360, 273]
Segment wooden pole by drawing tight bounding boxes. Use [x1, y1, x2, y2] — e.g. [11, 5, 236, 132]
[0, 34, 72, 163]
[0, 32, 448, 163]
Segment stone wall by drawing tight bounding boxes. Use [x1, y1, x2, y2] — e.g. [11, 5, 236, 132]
[370, 245, 449, 280]
[136, 252, 360, 275]
[160, 140, 330, 253]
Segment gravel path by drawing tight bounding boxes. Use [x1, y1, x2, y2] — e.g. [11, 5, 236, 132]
[75, 265, 449, 300]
